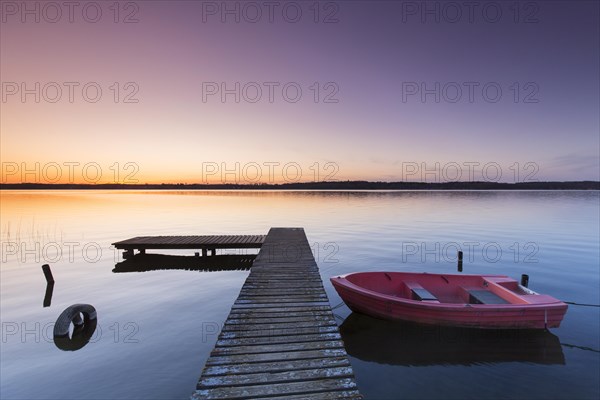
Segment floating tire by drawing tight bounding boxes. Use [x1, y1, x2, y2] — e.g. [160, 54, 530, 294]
[53, 304, 97, 351]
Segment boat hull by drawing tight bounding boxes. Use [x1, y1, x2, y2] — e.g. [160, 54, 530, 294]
[331, 272, 567, 329]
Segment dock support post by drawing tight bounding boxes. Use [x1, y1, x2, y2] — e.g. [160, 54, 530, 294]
[202, 248, 207, 257]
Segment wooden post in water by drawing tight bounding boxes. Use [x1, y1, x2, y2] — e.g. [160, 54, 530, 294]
[41, 264, 55, 308]
[41, 264, 54, 283]
[457, 251, 463, 272]
[521, 274, 529, 287]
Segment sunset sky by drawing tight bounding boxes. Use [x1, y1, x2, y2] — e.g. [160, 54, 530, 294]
[1, 1, 598, 184]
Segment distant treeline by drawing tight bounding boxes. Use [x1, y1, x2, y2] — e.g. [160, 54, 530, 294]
[1, 181, 599, 190]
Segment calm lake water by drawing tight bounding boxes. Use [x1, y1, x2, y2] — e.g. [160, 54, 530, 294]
[1, 190, 599, 400]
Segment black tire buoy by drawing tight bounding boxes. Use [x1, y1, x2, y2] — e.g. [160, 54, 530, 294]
[53, 304, 97, 351]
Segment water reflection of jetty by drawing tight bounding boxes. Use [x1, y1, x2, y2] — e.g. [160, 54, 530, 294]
[113, 254, 255, 273]
[339, 313, 565, 366]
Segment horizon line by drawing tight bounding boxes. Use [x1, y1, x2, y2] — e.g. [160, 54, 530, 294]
[1, 180, 599, 190]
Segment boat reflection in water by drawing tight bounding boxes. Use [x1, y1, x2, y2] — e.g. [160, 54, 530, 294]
[339, 312, 565, 366]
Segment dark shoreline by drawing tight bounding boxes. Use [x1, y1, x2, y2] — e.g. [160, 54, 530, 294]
[1, 181, 599, 190]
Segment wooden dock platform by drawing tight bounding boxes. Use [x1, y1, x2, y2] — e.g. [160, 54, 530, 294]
[192, 228, 361, 399]
[112, 235, 266, 258]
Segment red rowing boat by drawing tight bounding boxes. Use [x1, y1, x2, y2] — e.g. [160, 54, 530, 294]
[330, 272, 568, 329]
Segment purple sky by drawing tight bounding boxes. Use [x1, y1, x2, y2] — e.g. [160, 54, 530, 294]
[1, 1, 598, 183]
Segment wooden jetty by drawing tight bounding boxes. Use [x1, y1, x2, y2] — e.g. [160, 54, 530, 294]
[192, 228, 361, 399]
[112, 235, 266, 258]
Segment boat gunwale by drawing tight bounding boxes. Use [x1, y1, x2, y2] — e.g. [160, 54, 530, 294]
[331, 272, 567, 310]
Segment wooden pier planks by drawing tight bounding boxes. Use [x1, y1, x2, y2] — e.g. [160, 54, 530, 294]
[112, 235, 266, 258]
[192, 228, 361, 399]
[112, 235, 266, 250]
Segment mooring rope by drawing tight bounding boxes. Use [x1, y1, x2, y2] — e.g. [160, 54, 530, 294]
[560, 343, 600, 353]
[564, 301, 600, 307]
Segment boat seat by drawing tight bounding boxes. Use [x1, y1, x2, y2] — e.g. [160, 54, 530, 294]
[466, 289, 509, 304]
[404, 282, 439, 302]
